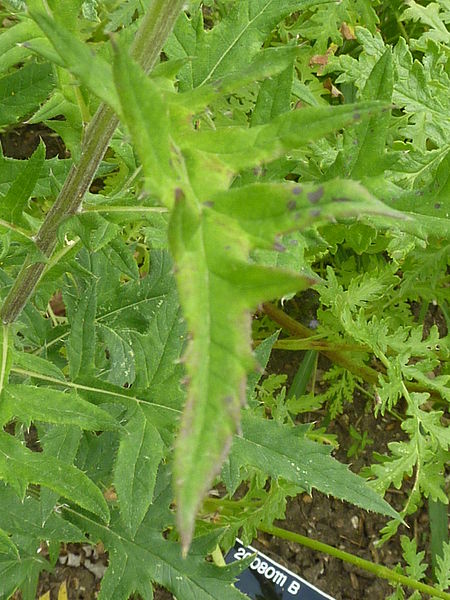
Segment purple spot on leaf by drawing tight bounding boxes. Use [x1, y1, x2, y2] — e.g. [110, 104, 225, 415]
[287, 200, 297, 211]
[307, 186, 324, 204]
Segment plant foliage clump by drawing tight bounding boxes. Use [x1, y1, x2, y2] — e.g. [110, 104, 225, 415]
[0, 0, 448, 598]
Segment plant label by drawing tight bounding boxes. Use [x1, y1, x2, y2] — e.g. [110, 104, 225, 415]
[226, 539, 335, 600]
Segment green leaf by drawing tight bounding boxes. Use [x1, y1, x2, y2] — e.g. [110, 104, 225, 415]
[231, 412, 399, 520]
[29, 10, 119, 112]
[166, 0, 331, 90]
[0, 483, 86, 599]
[0, 61, 54, 126]
[169, 198, 313, 550]
[0, 141, 45, 226]
[435, 541, 450, 592]
[0, 19, 42, 75]
[0, 432, 109, 522]
[179, 46, 299, 112]
[0, 527, 19, 559]
[250, 59, 294, 126]
[382, 150, 450, 241]
[0, 384, 119, 431]
[326, 49, 394, 179]
[182, 102, 387, 171]
[107, 237, 139, 280]
[70, 473, 248, 600]
[401, 0, 450, 49]
[11, 349, 65, 381]
[62, 213, 119, 252]
[65, 279, 97, 380]
[39, 424, 83, 524]
[209, 178, 404, 248]
[112, 47, 174, 202]
[114, 406, 164, 536]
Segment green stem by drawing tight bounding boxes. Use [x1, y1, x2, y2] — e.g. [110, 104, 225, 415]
[260, 524, 450, 600]
[262, 302, 380, 385]
[0, 0, 185, 325]
[0, 219, 33, 241]
[84, 205, 168, 214]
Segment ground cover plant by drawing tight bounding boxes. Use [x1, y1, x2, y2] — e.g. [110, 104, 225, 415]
[0, 0, 448, 598]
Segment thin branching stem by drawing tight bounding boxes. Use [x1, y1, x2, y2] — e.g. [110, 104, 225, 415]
[262, 302, 441, 400]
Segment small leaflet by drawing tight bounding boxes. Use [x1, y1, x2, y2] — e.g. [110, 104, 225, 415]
[225, 539, 335, 600]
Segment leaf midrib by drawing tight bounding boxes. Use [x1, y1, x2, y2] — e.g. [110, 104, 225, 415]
[198, 0, 273, 87]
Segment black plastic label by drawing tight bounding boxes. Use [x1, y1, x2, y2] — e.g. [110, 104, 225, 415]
[225, 539, 335, 600]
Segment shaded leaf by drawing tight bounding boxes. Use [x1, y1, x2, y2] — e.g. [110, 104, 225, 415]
[114, 406, 164, 536]
[0, 384, 119, 431]
[0, 141, 45, 226]
[0, 432, 109, 522]
[0, 61, 54, 127]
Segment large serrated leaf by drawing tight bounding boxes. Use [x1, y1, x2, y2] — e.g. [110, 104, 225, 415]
[0, 384, 119, 431]
[0, 61, 54, 127]
[69, 473, 248, 600]
[166, 0, 331, 90]
[0, 432, 109, 522]
[209, 178, 405, 247]
[114, 406, 164, 537]
[169, 199, 316, 550]
[231, 412, 399, 520]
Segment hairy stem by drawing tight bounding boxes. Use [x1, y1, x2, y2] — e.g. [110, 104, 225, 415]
[260, 524, 450, 600]
[0, 0, 185, 324]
